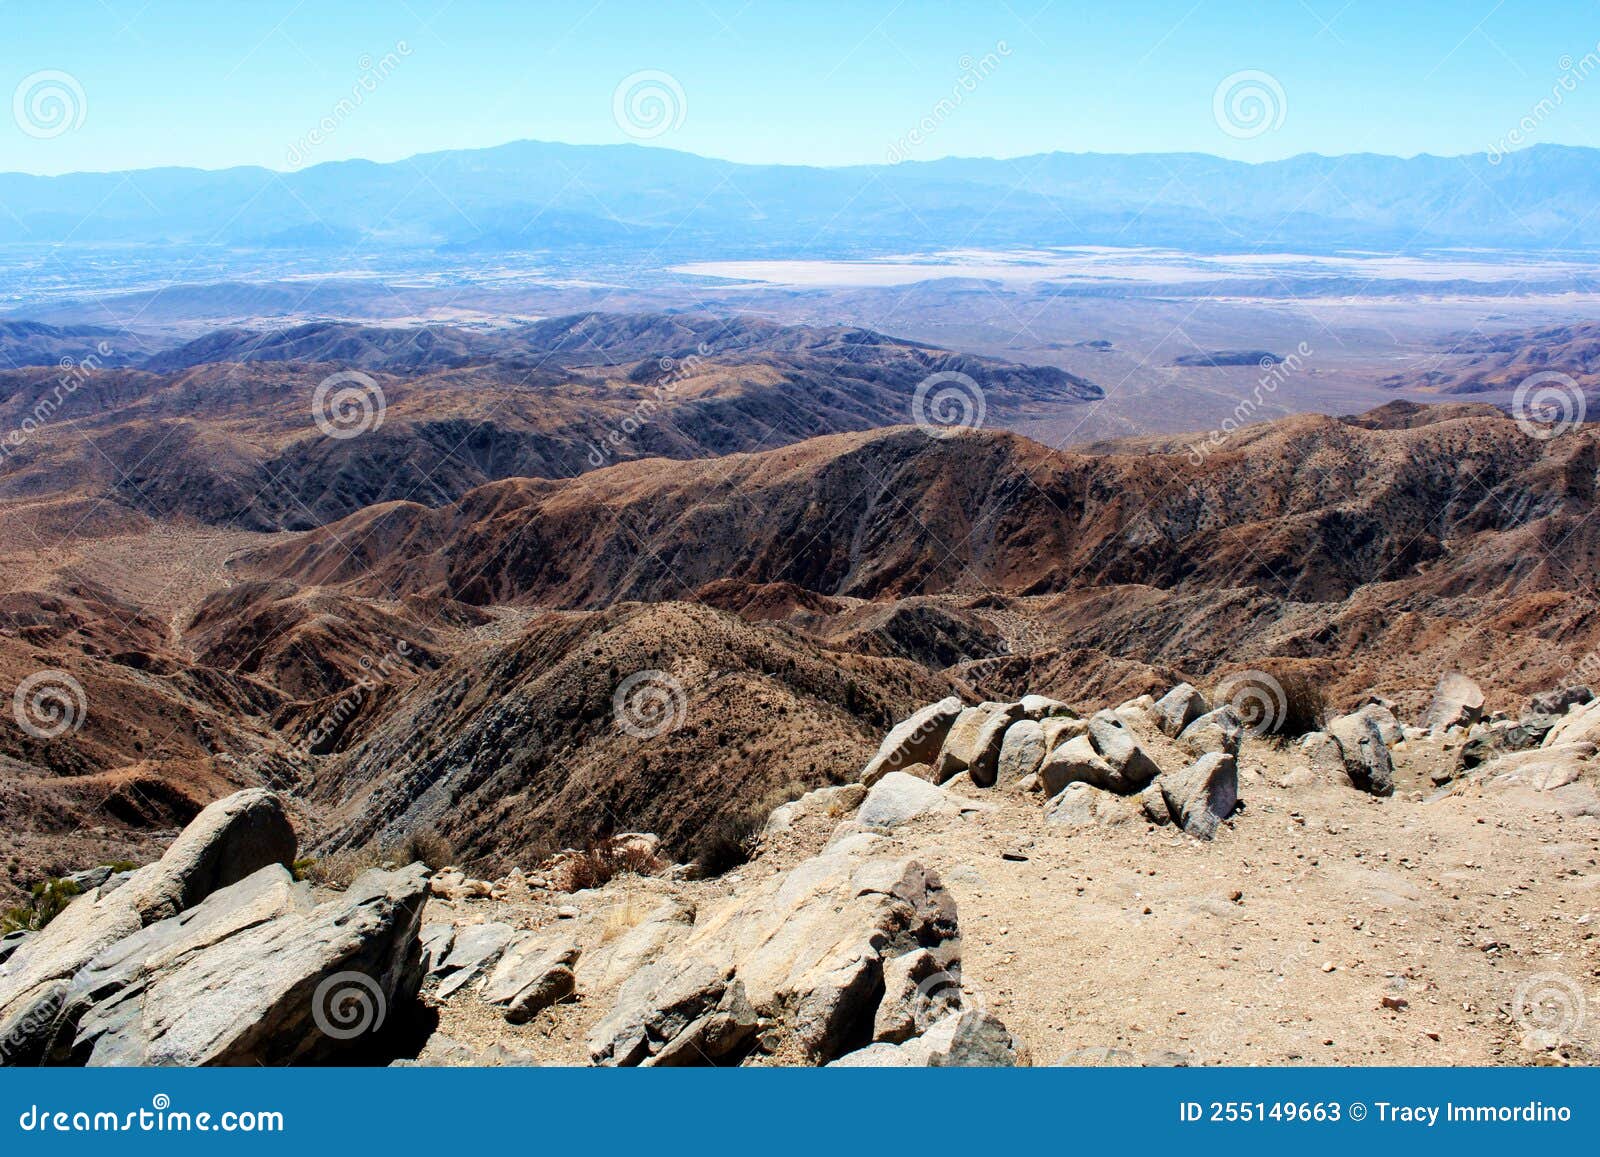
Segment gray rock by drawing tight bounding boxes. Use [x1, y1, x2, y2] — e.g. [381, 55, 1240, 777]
[859, 773, 974, 830]
[588, 850, 957, 1066]
[763, 783, 867, 836]
[0, 789, 296, 1066]
[829, 1010, 1029, 1067]
[996, 720, 1047, 786]
[935, 702, 1026, 786]
[1356, 702, 1402, 746]
[860, 697, 964, 787]
[1153, 683, 1210, 737]
[434, 922, 517, 998]
[419, 923, 455, 975]
[1037, 735, 1112, 797]
[483, 935, 581, 1024]
[1299, 731, 1346, 781]
[1084, 711, 1162, 791]
[66, 863, 429, 1066]
[1158, 753, 1238, 839]
[1526, 686, 1591, 717]
[0, 931, 30, 966]
[1421, 672, 1485, 733]
[1178, 706, 1244, 758]
[872, 949, 960, 1044]
[1019, 695, 1076, 720]
[62, 866, 113, 893]
[1459, 721, 1539, 770]
[1327, 712, 1395, 796]
[1043, 782, 1139, 828]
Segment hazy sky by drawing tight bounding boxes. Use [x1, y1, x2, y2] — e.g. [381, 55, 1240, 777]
[3, 0, 1599, 175]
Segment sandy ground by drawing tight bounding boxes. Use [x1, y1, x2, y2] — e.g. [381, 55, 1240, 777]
[415, 731, 1600, 1067]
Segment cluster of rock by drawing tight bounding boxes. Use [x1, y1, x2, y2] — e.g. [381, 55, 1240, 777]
[0, 791, 428, 1066]
[859, 686, 1255, 840]
[2, 788, 1027, 1068]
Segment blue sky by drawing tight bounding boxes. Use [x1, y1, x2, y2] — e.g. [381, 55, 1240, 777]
[2, 0, 1599, 175]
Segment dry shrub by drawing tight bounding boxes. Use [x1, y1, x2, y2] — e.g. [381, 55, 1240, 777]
[556, 837, 665, 893]
[297, 828, 455, 889]
[600, 897, 648, 943]
[686, 808, 764, 878]
[1219, 665, 1327, 741]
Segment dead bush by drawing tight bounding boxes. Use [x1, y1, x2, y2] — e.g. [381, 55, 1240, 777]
[555, 837, 665, 893]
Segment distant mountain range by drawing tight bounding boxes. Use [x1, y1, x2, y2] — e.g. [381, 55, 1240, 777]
[4, 140, 1600, 254]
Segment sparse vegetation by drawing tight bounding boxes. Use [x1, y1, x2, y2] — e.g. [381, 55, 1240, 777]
[556, 837, 666, 893]
[0, 877, 83, 934]
[294, 828, 455, 889]
[686, 808, 764, 877]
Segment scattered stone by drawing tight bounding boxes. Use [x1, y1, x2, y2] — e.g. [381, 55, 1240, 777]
[860, 697, 964, 787]
[1526, 686, 1591, 717]
[764, 783, 868, 836]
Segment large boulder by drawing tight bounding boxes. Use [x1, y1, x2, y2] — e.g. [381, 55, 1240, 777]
[1421, 672, 1485, 733]
[1019, 695, 1076, 721]
[860, 697, 964, 787]
[482, 933, 581, 1024]
[858, 773, 978, 830]
[1153, 683, 1209, 738]
[1542, 697, 1600, 749]
[1526, 686, 1591, 718]
[1036, 712, 1160, 796]
[934, 702, 1026, 786]
[1036, 735, 1114, 798]
[1327, 712, 1395, 796]
[1043, 781, 1139, 828]
[1158, 753, 1238, 840]
[588, 849, 958, 1066]
[0, 790, 296, 1066]
[996, 720, 1048, 786]
[59, 863, 429, 1066]
[1177, 706, 1244, 758]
